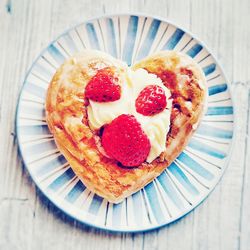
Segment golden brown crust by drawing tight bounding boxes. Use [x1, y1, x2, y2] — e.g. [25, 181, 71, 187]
[45, 50, 207, 203]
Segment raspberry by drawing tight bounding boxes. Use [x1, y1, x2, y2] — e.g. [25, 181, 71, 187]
[101, 114, 150, 167]
[135, 85, 167, 116]
[85, 68, 121, 102]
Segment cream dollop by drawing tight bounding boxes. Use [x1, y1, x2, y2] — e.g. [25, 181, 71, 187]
[87, 68, 172, 163]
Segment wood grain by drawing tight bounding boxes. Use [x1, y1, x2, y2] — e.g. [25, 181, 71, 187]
[0, 0, 249, 249]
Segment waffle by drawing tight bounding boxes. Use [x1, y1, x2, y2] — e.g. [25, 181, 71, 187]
[46, 50, 207, 203]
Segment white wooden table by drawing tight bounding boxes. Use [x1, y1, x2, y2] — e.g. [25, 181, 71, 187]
[0, 0, 249, 249]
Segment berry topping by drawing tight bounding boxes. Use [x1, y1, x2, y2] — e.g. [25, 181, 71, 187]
[180, 67, 193, 78]
[158, 70, 177, 89]
[85, 68, 121, 102]
[135, 85, 167, 116]
[101, 114, 150, 167]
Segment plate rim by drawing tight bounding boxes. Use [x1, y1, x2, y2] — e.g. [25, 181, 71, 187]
[15, 12, 236, 233]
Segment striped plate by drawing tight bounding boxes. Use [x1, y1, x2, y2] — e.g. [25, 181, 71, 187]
[16, 14, 235, 232]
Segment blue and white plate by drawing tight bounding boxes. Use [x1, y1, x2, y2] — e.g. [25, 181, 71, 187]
[16, 14, 235, 232]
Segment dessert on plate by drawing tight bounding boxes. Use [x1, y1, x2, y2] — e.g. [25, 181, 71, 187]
[46, 49, 207, 203]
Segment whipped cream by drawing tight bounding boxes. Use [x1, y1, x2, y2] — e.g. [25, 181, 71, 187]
[87, 68, 172, 163]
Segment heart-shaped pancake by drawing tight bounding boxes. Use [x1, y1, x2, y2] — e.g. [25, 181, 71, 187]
[46, 50, 207, 203]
